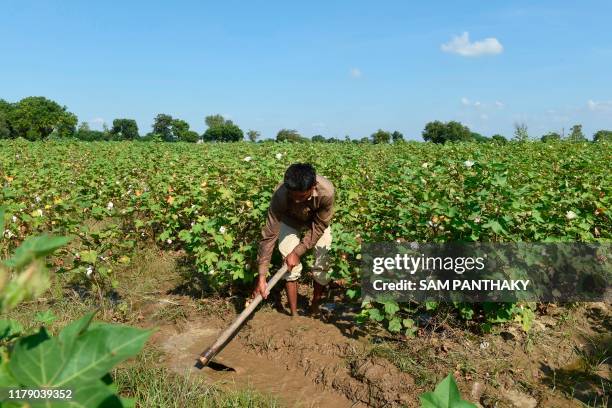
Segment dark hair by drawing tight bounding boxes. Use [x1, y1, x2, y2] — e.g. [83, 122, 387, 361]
[284, 163, 316, 191]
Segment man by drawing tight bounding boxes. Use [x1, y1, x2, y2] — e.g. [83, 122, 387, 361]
[254, 163, 335, 317]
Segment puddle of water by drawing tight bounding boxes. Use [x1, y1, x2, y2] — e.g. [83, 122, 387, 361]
[157, 321, 356, 408]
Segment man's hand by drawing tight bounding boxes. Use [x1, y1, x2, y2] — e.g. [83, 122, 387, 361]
[253, 275, 268, 299]
[285, 250, 300, 271]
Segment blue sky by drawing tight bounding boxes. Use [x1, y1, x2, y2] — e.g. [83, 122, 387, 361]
[1, 1, 611, 140]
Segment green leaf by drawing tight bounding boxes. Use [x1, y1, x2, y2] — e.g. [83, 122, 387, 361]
[419, 374, 477, 408]
[482, 220, 506, 235]
[79, 250, 98, 265]
[4, 235, 71, 269]
[40, 380, 122, 408]
[58, 311, 97, 349]
[8, 312, 153, 394]
[402, 318, 415, 328]
[346, 288, 358, 299]
[9, 327, 62, 386]
[368, 308, 384, 322]
[0, 355, 18, 387]
[35, 310, 57, 325]
[54, 323, 153, 386]
[382, 300, 400, 317]
[0, 319, 23, 340]
[388, 317, 402, 333]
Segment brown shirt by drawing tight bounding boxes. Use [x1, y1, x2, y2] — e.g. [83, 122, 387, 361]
[257, 174, 335, 276]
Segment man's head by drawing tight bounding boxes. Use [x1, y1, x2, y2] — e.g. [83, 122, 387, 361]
[284, 163, 317, 203]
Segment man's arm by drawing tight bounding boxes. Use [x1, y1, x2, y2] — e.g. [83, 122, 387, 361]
[256, 192, 284, 277]
[291, 194, 334, 257]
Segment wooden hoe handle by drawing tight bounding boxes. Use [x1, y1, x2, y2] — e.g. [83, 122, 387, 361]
[196, 264, 289, 368]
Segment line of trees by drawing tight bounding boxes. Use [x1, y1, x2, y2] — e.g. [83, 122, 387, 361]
[1, 96, 610, 143]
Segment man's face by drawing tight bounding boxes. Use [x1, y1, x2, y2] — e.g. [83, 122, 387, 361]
[288, 185, 315, 203]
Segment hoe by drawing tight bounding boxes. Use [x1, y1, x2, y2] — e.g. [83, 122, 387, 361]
[195, 264, 289, 369]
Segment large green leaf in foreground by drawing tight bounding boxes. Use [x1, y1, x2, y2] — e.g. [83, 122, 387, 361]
[419, 374, 476, 408]
[5, 311, 152, 407]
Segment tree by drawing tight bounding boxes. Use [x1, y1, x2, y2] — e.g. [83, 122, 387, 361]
[9, 96, 78, 140]
[371, 129, 391, 144]
[0, 99, 14, 139]
[202, 114, 242, 142]
[541, 132, 561, 142]
[202, 123, 244, 142]
[247, 130, 260, 142]
[593, 130, 612, 143]
[491, 134, 507, 143]
[567, 124, 587, 142]
[170, 118, 199, 142]
[75, 122, 106, 141]
[205, 114, 231, 128]
[101, 122, 112, 141]
[140, 132, 164, 142]
[152, 114, 175, 141]
[0, 112, 10, 139]
[110, 119, 139, 140]
[360, 137, 371, 144]
[75, 122, 110, 141]
[391, 130, 404, 143]
[422, 121, 472, 144]
[312, 134, 326, 143]
[276, 129, 305, 142]
[179, 130, 200, 143]
[470, 132, 489, 142]
[513, 122, 529, 141]
[54, 112, 78, 138]
[78, 122, 90, 132]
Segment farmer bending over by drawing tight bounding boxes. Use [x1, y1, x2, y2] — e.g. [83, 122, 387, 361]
[254, 163, 335, 316]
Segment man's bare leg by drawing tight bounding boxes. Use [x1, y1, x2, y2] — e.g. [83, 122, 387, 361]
[285, 280, 298, 316]
[310, 281, 325, 316]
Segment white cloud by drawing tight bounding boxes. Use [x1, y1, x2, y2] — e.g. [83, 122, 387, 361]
[441, 32, 503, 57]
[587, 100, 612, 112]
[462, 98, 505, 110]
[90, 117, 105, 125]
[460, 97, 482, 108]
[349, 68, 362, 79]
[480, 114, 489, 120]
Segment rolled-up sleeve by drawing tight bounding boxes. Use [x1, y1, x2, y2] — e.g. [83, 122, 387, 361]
[256, 192, 284, 276]
[292, 193, 335, 257]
